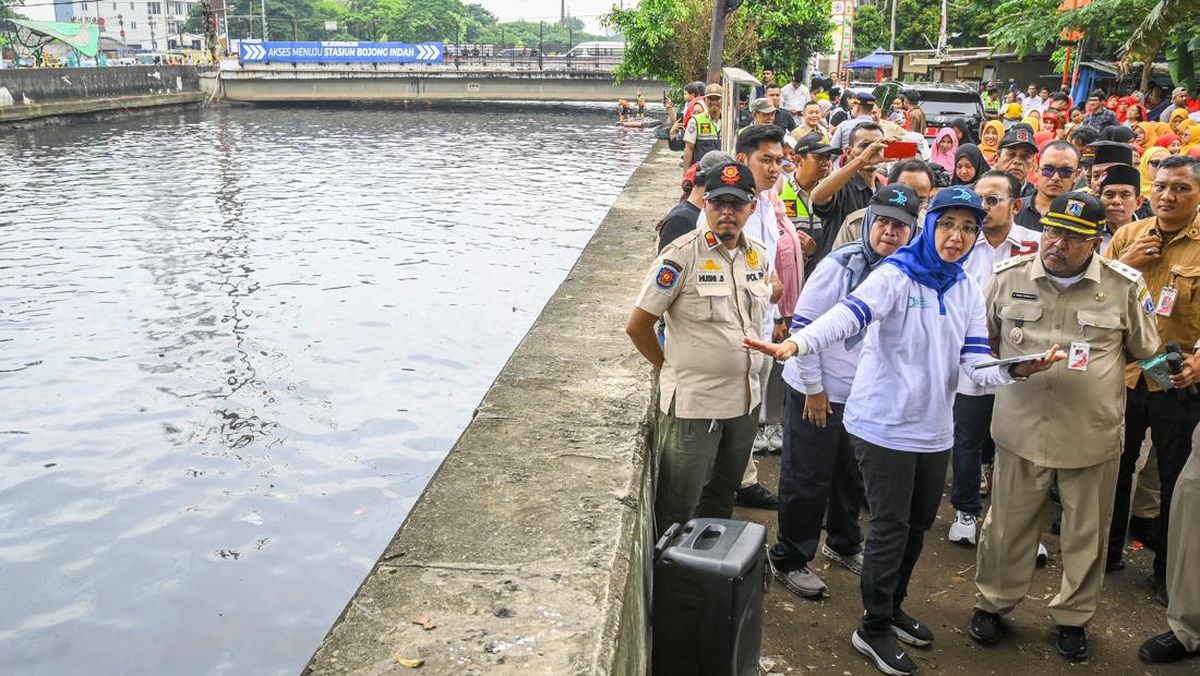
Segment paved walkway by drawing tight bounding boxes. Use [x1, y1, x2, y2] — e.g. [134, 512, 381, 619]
[736, 453, 1195, 675]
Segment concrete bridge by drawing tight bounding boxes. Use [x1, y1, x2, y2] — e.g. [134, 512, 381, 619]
[217, 62, 667, 104]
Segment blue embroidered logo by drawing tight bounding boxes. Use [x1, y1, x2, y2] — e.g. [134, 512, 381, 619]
[951, 187, 974, 201]
[888, 192, 909, 205]
[907, 295, 932, 309]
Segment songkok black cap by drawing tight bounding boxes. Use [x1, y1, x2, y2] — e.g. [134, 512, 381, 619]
[1099, 164, 1142, 195]
[1089, 140, 1135, 167]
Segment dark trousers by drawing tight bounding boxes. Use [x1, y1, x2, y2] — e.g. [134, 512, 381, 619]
[853, 435, 950, 636]
[1109, 378, 1200, 576]
[951, 393, 995, 517]
[771, 383, 864, 571]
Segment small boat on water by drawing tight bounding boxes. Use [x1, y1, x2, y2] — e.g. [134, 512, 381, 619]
[618, 118, 662, 129]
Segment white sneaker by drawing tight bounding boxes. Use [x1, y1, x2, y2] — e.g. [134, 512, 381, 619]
[948, 510, 978, 546]
[1037, 542, 1049, 567]
[980, 464, 991, 497]
[765, 423, 783, 453]
[752, 426, 770, 454]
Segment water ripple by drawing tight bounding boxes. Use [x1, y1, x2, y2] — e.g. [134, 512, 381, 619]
[0, 102, 655, 675]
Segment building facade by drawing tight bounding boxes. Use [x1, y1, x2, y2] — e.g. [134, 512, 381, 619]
[55, 0, 203, 51]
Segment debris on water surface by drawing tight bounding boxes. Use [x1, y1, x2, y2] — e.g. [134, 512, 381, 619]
[396, 657, 423, 668]
[215, 549, 241, 560]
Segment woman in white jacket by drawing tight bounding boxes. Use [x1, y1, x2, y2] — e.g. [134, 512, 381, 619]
[745, 186, 1063, 676]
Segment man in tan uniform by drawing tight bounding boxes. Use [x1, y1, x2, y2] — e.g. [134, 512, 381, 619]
[1104, 154, 1200, 599]
[1140, 422, 1200, 663]
[626, 161, 773, 536]
[968, 191, 1160, 662]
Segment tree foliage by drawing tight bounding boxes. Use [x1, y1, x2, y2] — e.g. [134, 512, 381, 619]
[852, 0, 1001, 54]
[182, 0, 603, 47]
[989, 0, 1163, 62]
[604, 0, 831, 89]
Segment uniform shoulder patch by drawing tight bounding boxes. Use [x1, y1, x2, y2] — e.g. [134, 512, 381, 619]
[993, 253, 1034, 275]
[1101, 257, 1144, 284]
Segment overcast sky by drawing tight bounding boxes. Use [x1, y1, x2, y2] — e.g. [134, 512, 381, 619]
[20, 0, 624, 34]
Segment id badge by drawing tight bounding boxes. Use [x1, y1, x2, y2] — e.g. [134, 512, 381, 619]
[1068, 341, 1091, 372]
[1156, 287, 1178, 317]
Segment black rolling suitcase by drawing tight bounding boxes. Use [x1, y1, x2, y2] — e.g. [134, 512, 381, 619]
[651, 518, 768, 676]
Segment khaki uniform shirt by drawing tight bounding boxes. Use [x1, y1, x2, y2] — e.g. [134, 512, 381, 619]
[636, 225, 771, 419]
[985, 253, 1160, 468]
[1104, 213, 1200, 390]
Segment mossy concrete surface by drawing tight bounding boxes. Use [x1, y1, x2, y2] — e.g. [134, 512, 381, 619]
[305, 142, 676, 674]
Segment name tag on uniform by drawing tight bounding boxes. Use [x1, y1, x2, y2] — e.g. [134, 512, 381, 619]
[1068, 341, 1090, 372]
[1156, 288, 1178, 317]
[745, 271, 764, 282]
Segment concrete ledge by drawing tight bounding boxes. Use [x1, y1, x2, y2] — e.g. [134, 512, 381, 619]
[0, 92, 205, 124]
[305, 143, 674, 674]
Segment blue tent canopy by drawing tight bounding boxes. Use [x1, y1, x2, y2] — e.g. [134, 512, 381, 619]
[846, 49, 894, 70]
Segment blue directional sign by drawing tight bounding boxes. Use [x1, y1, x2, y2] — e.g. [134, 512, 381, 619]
[239, 41, 444, 64]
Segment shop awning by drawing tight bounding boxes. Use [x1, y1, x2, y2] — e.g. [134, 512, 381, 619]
[846, 49, 893, 70]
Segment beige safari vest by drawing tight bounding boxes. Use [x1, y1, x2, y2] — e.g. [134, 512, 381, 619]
[984, 253, 1160, 468]
[636, 224, 772, 419]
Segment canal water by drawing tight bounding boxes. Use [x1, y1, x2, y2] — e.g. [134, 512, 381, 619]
[0, 104, 656, 674]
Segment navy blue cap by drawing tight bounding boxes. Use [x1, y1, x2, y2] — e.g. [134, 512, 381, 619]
[929, 185, 988, 221]
[856, 92, 877, 104]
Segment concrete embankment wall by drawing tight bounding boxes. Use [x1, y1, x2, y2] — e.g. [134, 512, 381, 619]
[0, 66, 205, 124]
[305, 142, 674, 674]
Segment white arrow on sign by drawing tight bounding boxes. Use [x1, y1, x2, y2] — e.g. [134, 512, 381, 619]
[242, 43, 266, 61]
[415, 43, 442, 61]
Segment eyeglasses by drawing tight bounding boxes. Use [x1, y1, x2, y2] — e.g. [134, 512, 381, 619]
[935, 219, 981, 236]
[1044, 225, 1098, 244]
[1040, 166, 1075, 179]
[710, 198, 751, 211]
[979, 194, 1011, 208]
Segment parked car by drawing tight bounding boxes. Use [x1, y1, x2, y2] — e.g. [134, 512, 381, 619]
[874, 81, 986, 144]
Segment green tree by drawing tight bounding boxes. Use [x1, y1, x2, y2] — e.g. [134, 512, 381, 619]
[605, 0, 830, 88]
[853, 4, 886, 52]
[757, 0, 833, 77]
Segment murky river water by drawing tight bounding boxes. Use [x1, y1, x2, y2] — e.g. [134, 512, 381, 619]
[0, 103, 655, 674]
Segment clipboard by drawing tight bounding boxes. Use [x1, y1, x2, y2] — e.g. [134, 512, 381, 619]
[967, 353, 1046, 373]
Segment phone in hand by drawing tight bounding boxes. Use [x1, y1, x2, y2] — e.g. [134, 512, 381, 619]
[883, 140, 918, 160]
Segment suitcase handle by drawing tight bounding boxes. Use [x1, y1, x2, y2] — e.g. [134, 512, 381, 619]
[654, 522, 681, 561]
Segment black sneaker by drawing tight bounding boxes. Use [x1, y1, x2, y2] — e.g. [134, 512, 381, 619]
[967, 609, 1005, 645]
[735, 482, 779, 510]
[1056, 625, 1089, 661]
[1105, 555, 1125, 573]
[851, 628, 916, 676]
[1139, 630, 1199, 664]
[1148, 575, 1169, 607]
[891, 609, 934, 647]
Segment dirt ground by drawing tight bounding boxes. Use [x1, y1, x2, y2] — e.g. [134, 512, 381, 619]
[735, 453, 1197, 676]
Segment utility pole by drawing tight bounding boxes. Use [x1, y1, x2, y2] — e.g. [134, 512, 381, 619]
[260, 0, 268, 41]
[537, 21, 544, 69]
[889, 0, 897, 52]
[292, 17, 298, 41]
[705, 0, 726, 84]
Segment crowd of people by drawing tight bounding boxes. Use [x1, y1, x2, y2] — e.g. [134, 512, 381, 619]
[628, 71, 1200, 675]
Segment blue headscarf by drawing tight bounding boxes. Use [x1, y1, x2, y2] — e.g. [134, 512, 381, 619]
[884, 186, 988, 315]
[829, 202, 917, 347]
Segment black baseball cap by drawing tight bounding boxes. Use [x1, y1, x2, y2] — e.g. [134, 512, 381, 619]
[999, 127, 1038, 153]
[869, 184, 921, 227]
[1099, 164, 1142, 195]
[704, 161, 757, 202]
[1041, 191, 1105, 235]
[789, 131, 840, 156]
[1089, 140, 1135, 167]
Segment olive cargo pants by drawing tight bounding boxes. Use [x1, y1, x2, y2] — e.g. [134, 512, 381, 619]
[654, 403, 759, 537]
